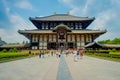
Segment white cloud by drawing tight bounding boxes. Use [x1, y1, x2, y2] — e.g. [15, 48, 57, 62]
[70, 7, 81, 15]
[7, 12, 35, 30]
[14, 0, 34, 10]
[0, 29, 6, 38]
[95, 32, 112, 41]
[58, 0, 81, 16]
[6, 13, 35, 43]
[59, 0, 120, 40]
[58, 0, 77, 9]
[0, 28, 27, 43]
[58, 0, 73, 6]
[92, 10, 116, 29]
[82, 0, 94, 15]
[1, 0, 35, 43]
[111, 0, 120, 7]
[58, 0, 94, 16]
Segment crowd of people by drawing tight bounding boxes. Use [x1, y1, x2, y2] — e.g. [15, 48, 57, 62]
[73, 49, 83, 62]
[37, 49, 84, 62]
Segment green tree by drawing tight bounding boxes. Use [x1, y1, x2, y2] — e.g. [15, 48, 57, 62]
[2, 49, 7, 53]
[112, 48, 116, 52]
[98, 37, 120, 44]
[13, 48, 17, 52]
[98, 40, 106, 44]
[9, 49, 13, 52]
[9, 48, 17, 52]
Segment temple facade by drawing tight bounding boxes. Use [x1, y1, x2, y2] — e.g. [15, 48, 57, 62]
[18, 14, 106, 50]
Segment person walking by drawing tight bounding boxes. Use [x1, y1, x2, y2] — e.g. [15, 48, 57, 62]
[51, 51, 54, 56]
[80, 49, 83, 59]
[42, 51, 44, 58]
[58, 50, 61, 58]
[73, 50, 77, 62]
[65, 49, 69, 57]
[56, 50, 59, 58]
[39, 51, 42, 58]
[77, 50, 80, 60]
[29, 51, 31, 56]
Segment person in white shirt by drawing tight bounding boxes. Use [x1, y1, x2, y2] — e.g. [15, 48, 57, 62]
[73, 50, 77, 62]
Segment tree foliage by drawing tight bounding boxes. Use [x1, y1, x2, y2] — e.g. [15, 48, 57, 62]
[9, 48, 17, 52]
[98, 38, 120, 44]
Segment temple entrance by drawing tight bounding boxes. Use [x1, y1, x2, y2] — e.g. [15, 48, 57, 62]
[48, 43, 56, 50]
[58, 42, 65, 50]
[68, 42, 74, 48]
[60, 43, 64, 46]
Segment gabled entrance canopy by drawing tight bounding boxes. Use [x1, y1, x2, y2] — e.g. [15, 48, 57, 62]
[85, 42, 103, 49]
[53, 24, 71, 32]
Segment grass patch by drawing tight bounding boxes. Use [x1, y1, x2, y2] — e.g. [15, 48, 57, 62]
[0, 52, 30, 63]
[109, 52, 120, 54]
[0, 56, 30, 63]
[85, 52, 120, 62]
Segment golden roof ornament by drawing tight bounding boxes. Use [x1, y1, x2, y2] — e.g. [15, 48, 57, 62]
[54, 12, 56, 15]
[67, 12, 70, 15]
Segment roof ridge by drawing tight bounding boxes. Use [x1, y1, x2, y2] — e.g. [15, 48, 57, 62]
[34, 14, 69, 19]
[30, 14, 95, 19]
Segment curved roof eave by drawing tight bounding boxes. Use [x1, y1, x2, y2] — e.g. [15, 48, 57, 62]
[29, 14, 95, 21]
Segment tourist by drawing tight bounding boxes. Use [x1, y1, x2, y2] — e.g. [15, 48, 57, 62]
[39, 51, 42, 58]
[65, 49, 69, 57]
[79, 49, 83, 59]
[29, 51, 31, 56]
[51, 51, 54, 56]
[77, 50, 80, 59]
[73, 50, 77, 62]
[42, 51, 45, 58]
[56, 50, 59, 58]
[58, 50, 61, 58]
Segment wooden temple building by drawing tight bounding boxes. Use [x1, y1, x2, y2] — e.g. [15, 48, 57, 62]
[18, 13, 106, 50]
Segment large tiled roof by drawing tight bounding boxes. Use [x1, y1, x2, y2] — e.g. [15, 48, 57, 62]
[85, 42, 120, 48]
[18, 29, 106, 34]
[29, 14, 95, 21]
[18, 29, 54, 34]
[85, 42, 102, 48]
[0, 40, 6, 46]
[71, 30, 106, 34]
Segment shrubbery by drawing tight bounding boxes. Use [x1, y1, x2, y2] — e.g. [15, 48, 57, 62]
[85, 50, 110, 54]
[85, 49, 120, 58]
[0, 48, 29, 61]
[8, 48, 18, 52]
[0, 52, 29, 59]
[2, 49, 7, 53]
[112, 48, 116, 52]
[1, 48, 18, 53]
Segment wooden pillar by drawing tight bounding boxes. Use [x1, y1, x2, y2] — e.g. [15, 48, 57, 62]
[92, 34, 94, 42]
[56, 32, 58, 50]
[30, 34, 32, 49]
[47, 34, 49, 49]
[75, 34, 77, 49]
[66, 33, 67, 49]
[47, 34, 48, 49]
[38, 34, 40, 50]
[37, 34, 39, 50]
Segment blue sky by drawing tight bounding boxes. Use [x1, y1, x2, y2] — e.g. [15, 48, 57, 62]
[0, 0, 120, 43]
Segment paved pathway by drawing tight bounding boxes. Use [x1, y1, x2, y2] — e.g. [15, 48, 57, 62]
[0, 54, 120, 80]
[65, 54, 120, 80]
[0, 55, 59, 80]
[57, 55, 72, 80]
